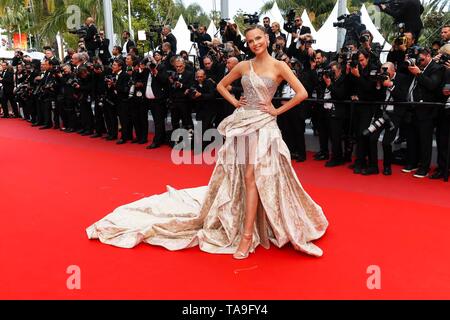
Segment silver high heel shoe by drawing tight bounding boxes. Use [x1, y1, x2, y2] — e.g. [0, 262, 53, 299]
[233, 233, 254, 260]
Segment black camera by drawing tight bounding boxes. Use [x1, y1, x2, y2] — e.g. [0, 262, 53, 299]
[68, 25, 88, 38]
[317, 67, 334, 81]
[219, 19, 229, 35]
[149, 25, 163, 33]
[333, 12, 366, 45]
[284, 9, 296, 33]
[405, 46, 422, 66]
[438, 53, 450, 65]
[67, 77, 80, 88]
[349, 52, 360, 68]
[360, 34, 370, 43]
[188, 22, 199, 32]
[369, 67, 390, 82]
[243, 12, 259, 25]
[301, 39, 316, 45]
[186, 86, 198, 98]
[363, 111, 395, 136]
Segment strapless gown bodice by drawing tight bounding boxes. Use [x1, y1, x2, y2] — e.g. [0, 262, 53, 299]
[240, 75, 278, 110]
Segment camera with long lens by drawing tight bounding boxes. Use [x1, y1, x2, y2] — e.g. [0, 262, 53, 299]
[369, 67, 390, 82]
[68, 25, 88, 38]
[188, 22, 200, 42]
[149, 25, 163, 33]
[283, 9, 296, 33]
[333, 12, 366, 45]
[363, 111, 395, 136]
[243, 12, 260, 25]
[405, 46, 421, 66]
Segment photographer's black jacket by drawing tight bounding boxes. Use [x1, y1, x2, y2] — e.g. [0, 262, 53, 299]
[85, 24, 99, 51]
[114, 71, 131, 101]
[1, 69, 15, 93]
[382, 0, 423, 38]
[411, 60, 445, 120]
[170, 70, 194, 100]
[328, 73, 351, 118]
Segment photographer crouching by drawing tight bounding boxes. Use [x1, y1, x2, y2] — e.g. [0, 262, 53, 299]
[367, 62, 410, 175]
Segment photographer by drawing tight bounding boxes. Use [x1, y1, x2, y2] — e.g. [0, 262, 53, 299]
[145, 53, 170, 150]
[349, 49, 382, 175]
[129, 59, 150, 144]
[203, 55, 225, 85]
[162, 26, 177, 54]
[217, 57, 242, 124]
[368, 62, 410, 175]
[97, 30, 112, 66]
[0, 62, 19, 118]
[59, 64, 79, 133]
[271, 36, 287, 60]
[74, 66, 94, 136]
[90, 63, 108, 138]
[271, 22, 287, 43]
[36, 60, 59, 129]
[403, 47, 445, 178]
[387, 31, 416, 75]
[190, 25, 212, 59]
[431, 44, 450, 180]
[168, 57, 195, 140]
[110, 59, 131, 143]
[84, 17, 99, 58]
[288, 34, 315, 70]
[222, 23, 244, 52]
[161, 42, 175, 71]
[277, 57, 314, 162]
[377, 0, 424, 40]
[286, 15, 312, 48]
[322, 61, 351, 167]
[263, 17, 276, 52]
[12, 50, 24, 67]
[359, 30, 381, 63]
[190, 69, 217, 150]
[64, 49, 75, 65]
[121, 31, 136, 56]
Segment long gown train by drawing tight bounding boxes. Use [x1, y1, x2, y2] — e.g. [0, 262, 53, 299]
[86, 61, 328, 257]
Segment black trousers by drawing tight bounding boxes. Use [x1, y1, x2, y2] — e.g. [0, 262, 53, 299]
[277, 105, 306, 158]
[195, 101, 217, 149]
[328, 116, 346, 161]
[406, 117, 434, 172]
[354, 105, 376, 168]
[118, 99, 133, 141]
[370, 114, 400, 168]
[64, 99, 79, 130]
[436, 108, 450, 172]
[104, 101, 118, 138]
[93, 99, 107, 135]
[1, 91, 19, 117]
[79, 98, 94, 132]
[149, 98, 167, 145]
[130, 97, 149, 142]
[170, 100, 193, 131]
[41, 99, 53, 127]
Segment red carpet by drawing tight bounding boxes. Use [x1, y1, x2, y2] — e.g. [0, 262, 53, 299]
[1, 118, 449, 300]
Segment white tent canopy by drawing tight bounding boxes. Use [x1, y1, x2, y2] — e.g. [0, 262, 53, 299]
[172, 14, 195, 54]
[315, 1, 349, 52]
[301, 9, 317, 37]
[207, 20, 218, 39]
